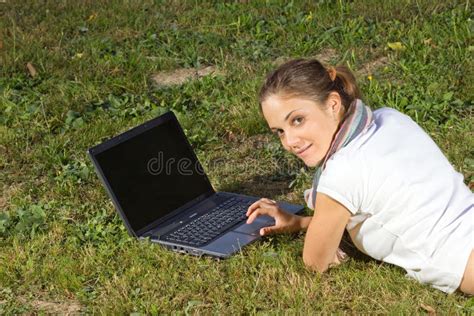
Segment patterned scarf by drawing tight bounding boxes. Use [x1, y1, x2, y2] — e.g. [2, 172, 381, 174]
[304, 99, 374, 210]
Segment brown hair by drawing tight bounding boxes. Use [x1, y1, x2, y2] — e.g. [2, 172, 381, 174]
[259, 58, 362, 111]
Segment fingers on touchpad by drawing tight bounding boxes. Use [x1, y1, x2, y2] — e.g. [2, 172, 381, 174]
[234, 215, 275, 235]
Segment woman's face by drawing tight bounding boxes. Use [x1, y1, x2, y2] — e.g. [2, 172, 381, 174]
[261, 93, 343, 167]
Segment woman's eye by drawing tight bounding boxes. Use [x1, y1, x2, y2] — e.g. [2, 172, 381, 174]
[293, 116, 304, 125]
[275, 129, 284, 137]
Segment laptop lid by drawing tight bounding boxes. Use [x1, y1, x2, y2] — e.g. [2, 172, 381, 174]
[88, 111, 215, 237]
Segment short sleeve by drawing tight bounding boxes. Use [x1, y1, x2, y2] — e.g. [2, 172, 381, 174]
[316, 150, 363, 215]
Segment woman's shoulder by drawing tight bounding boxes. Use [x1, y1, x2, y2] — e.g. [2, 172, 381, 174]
[372, 107, 417, 126]
[333, 106, 443, 165]
[330, 107, 415, 157]
[371, 107, 439, 148]
[355, 106, 432, 146]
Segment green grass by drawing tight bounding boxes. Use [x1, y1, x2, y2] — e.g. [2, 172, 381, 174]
[0, 0, 473, 313]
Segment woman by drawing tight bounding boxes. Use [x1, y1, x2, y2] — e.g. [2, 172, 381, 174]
[245, 59, 473, 295]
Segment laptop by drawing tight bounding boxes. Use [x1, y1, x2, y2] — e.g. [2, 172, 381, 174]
[88, 111, 304, 258]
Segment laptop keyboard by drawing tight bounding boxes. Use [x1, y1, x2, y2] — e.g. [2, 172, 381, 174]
[161, 197, 254, 247]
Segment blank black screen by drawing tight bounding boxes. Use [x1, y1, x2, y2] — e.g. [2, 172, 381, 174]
[95, 118, 213, 233]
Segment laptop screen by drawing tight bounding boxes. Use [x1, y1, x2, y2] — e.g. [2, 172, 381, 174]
[92, 114, 213, 233]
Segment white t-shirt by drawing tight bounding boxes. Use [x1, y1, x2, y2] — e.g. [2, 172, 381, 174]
[315, 107, 473, 292]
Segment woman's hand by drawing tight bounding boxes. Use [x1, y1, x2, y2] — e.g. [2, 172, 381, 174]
[246, 198, 305, 236]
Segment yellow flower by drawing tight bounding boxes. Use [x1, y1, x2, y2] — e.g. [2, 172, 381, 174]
[368, 75, 373, 81]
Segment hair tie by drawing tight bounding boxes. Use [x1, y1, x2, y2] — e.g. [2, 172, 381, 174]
[327, 66, 337, 82]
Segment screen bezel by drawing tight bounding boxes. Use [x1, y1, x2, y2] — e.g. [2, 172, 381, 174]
[87, 111, 215, 237]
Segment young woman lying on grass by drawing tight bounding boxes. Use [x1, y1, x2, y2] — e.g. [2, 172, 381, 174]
[245, 59, 473, 295]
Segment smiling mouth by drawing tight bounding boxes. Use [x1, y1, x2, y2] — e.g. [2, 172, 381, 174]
[296, 144, 312, 156]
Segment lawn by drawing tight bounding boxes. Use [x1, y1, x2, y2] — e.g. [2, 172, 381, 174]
[0, 0, 473, 313]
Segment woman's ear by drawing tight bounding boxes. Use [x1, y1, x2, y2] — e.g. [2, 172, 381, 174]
[327, 92, 343, 121]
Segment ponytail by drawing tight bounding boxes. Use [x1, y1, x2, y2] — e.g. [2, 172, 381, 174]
[332, 65, 362, 110]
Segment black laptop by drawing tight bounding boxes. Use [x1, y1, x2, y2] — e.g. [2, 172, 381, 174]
[88, 111, 304, 258]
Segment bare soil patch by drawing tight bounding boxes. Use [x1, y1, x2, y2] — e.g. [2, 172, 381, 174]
[272, 49, 389, 77]
[18, 297, 82, 315]
[314, 48, 338, 65]
[150, 65, 223, 88]
[356, 55, 389, 77]
[32, 300, 82, 314]
[273, 48, 338, 67]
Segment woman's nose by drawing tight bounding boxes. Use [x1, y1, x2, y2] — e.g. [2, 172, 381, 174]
[285, 131, 301, 148]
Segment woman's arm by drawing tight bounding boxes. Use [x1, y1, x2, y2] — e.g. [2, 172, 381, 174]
[302, 192, 351, 272]
[246, 195, 351, 272]
[296, 216, 313, 230]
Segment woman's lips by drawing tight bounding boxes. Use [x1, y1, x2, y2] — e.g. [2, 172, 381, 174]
[296, 144, 312, 157]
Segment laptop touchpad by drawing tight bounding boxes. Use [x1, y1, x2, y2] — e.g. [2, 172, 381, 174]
[233, 215, 275, 235]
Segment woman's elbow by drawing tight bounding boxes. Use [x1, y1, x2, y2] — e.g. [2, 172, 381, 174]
[302, 254, 329, 273]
